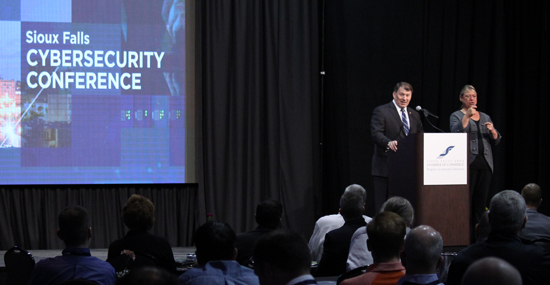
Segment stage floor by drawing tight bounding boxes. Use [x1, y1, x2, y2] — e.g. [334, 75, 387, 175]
[0, 247, 196, 267]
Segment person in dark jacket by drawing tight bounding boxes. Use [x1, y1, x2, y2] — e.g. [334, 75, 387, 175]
[107, 194, 176, 275]
[446, 190, 550, 285]
[235, 198, 283, 266]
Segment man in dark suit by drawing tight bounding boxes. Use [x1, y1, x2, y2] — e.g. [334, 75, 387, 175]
[371, 82, 423, 211]
[316, 189, 367, 277]
[519, 183, 550, 241]
[446, 190, 550, 285]
[252, 229, 317, 285]
[235, 198, 283, 266]
[253, 229, 317, 285]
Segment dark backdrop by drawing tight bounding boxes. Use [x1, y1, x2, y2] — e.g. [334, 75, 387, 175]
[2, 0, 549, 249]
[198, 0, 321, 239]
[322, 0, 550, 217]
[0, 184, 197, 249]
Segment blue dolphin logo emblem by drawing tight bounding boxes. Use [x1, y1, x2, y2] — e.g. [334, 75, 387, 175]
[439, 146, 455, 157]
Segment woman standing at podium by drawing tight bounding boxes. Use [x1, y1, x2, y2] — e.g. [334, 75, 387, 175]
[450, 85, 501, 238]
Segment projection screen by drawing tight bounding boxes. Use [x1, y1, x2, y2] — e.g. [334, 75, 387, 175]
[0, 0, 196, 184]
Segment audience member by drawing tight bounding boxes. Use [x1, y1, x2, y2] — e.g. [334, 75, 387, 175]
[520, 183, 550, 241]
[340, 211, 406, 285]
[347, 196, 414, 271]
[315, 189, 368, 276]
[474, 210, 490, 243]
[446, 190, 550, 285]
[117, 266, 177, 285]
[398, 225, 444, 285]
[107, 194, 176, 274]
[178, 221, 259, 285]
[309, 184, 372, 262]
[235, 198, 283, 266]
[253, 229, 317, 285]
[379, 196, 415, 227]
[461, 257, 522, 285]
[29, 206, 116, 285]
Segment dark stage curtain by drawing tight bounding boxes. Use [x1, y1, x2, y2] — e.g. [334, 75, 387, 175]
[199, 0, 321, 238]
[323, 0, 550, 217]
[0, 185, 197, 250]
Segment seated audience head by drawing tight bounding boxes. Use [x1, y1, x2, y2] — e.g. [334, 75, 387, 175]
[339, 188, 365, 221]
[122, 194, 155, 231]
[252, 229, 311, 285]
[367, 211, 406, 262]
[116, 266, 177, 285]
[194, 221, 237, 266]
[461, 257, 522, 285]
[380, 196, 414, 227]
[489, 190, 527, 235]
[475, 210, 490, 243]
[521, 183, 542, 209]
[57, 205, 92, 248]
[255, 198, 283, 229]
[401, 225, 443, 274]
[344, 184, 367, 204]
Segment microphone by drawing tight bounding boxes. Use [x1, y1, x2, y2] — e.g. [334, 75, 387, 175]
[416, 106, 439, 119]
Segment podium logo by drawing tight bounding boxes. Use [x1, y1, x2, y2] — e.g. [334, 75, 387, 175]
[437, 146, 455, 158]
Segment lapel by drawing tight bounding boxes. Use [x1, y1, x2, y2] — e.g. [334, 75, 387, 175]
[387, 102, 403, 127]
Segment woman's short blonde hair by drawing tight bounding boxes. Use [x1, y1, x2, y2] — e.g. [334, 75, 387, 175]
[459, 85, 476, 97]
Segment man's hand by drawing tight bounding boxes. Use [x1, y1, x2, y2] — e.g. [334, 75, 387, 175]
[388, 140, 398, 152]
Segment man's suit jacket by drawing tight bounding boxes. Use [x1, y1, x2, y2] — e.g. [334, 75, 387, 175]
[446, 232, 550, 285]
[519, 209, 550, 241]
[371, 102, 423, 177]
[235, 226, 276, 265]
[315, 217, 367, 277]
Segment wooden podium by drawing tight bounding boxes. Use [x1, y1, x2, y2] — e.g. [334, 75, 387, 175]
[388, 133, 469, 246]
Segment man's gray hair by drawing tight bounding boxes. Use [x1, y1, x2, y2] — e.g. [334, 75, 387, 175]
[344, 184, 367, 203]
[489, 190, 526, 234]
[403, 225, 443, 269]
[340, 190, 364, 220]
[381, 196, 414, 226]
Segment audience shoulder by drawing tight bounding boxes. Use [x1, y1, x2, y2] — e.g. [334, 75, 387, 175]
[316, 213, 343, 225]
[351, 226, 366, 241]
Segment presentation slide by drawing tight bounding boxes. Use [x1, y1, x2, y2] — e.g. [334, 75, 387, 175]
[0, 0, 190, 184]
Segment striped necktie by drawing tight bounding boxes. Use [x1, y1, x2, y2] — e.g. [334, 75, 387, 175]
[401, 108, 409, 135]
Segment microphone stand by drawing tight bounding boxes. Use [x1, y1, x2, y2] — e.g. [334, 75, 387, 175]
[421, 111, 445, 133]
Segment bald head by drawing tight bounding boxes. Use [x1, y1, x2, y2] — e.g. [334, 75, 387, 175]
[402, 225, 443, 274]
[461, 257, 522, 285]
